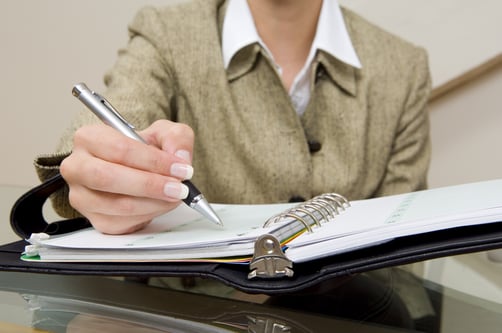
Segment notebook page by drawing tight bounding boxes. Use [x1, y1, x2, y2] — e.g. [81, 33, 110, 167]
[35, 202, 296, 250]
[287, 179, 502, 261]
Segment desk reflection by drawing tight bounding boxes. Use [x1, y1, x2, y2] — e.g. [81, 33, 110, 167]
[1, 270, 438, 333]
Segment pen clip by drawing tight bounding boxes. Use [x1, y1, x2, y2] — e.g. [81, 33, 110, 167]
[92, 91, 135, 130]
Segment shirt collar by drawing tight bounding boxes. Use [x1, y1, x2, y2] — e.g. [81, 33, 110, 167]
[222, 0, 362, 70]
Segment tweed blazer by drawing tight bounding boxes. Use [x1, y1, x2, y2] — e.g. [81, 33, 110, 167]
[35, 0, 431, 218]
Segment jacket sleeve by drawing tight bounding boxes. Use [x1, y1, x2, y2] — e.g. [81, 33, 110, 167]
[374, 48, 432, 196]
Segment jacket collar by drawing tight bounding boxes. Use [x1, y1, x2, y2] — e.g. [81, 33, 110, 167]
[221, 0, 360, 96]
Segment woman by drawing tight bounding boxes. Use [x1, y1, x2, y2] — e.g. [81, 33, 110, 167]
[36, 0, 431, 235]
[34, 0, 434, 328]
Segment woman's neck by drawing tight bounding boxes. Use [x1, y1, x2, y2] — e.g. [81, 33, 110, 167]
[247, 0, 322, 90]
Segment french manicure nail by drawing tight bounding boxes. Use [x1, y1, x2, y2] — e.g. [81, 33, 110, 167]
[163, 182, 189, 200]
[170, 163, 194, 180]
[175, 149, 191, 162]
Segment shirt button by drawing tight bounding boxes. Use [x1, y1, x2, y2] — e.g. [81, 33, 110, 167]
[308, 140, 322, 153]
[289, 196, 306, 203]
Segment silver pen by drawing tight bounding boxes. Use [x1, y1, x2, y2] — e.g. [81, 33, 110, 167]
[71, 82, 223, 226]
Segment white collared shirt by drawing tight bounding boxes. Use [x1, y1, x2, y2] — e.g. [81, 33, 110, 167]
[222, 0, 362, 115]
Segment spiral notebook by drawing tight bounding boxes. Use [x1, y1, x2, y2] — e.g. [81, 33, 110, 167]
[21, 179, 502, 270]
[22, 193, 349, 263]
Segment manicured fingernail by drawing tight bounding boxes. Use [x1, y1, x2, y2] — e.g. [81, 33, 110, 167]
[163, 182, 189, 199]
[175, 149, 191, 162]
[170, 163, 194, 180]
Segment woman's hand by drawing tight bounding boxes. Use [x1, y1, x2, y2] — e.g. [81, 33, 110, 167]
[60, 120, 195, 234]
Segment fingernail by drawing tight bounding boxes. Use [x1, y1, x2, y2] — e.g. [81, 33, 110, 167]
[175, 149, 191, 162]
[170, 163, 194, 180]
[163, 182, 189, 200]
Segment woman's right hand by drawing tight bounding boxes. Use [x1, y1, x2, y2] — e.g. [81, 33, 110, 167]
[60, 120, 195, 235]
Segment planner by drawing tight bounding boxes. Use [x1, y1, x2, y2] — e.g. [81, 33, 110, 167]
[3, 174, 502, 294]
[21, 179, 502, 264]
[21, 194, 347, 263]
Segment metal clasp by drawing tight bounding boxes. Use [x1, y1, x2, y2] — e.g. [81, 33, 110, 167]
[248, 234, 293, 279]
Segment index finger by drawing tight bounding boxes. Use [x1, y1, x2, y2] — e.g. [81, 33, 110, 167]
[73, 124, 189, 179]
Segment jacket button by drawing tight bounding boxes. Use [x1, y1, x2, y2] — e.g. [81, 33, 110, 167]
[289, 196, 306, 203]
[315, 65, 326, 83]
[308, 140, 322, 153]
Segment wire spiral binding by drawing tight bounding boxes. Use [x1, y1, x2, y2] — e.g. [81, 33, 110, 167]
[263, 193, 350, 233]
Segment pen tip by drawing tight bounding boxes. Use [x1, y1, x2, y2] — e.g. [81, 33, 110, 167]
[191, 198, 223, 227]
[206, 209, 224, 227]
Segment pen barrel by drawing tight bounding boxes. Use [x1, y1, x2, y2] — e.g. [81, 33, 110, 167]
[72, 83, 147, 144]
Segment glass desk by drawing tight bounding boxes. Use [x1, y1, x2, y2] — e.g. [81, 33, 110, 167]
[1, 185, 502, 332]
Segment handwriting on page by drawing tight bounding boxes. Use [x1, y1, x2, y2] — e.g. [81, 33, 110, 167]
[384, 193, 419, 224]
[384, 180, 502, 225]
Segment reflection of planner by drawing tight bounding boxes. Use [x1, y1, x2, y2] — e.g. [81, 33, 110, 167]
[0, 272, 408, 332]
[21, 179, 502, 268]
